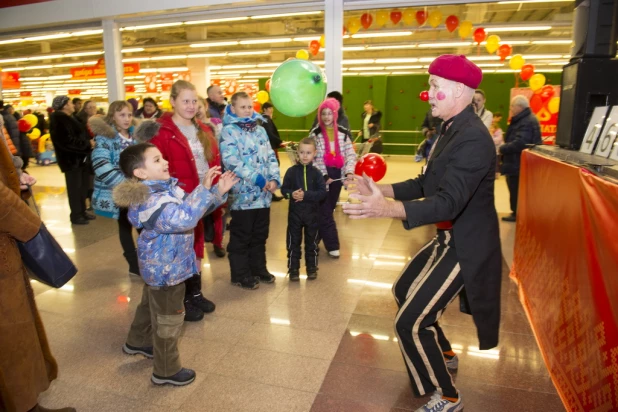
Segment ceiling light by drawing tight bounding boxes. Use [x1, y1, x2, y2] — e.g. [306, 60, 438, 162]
[48, 75, 72, 79]
[343, 46, 366, 51]
[122, 48, 145, 53]
[391, 71, 424, 75]
[385, 65, 423, 70]
[157, 67, 189, 72]
[0, 39, 23, 45]
[251, 11, 322, 19]
[293, 36, 321, 42]
[532, 40, 573, 45]
[28, 54, 64, 61]
[343, 59, 375, 65]
[24, 65, 53, 70]
[348, 66, 385, 71]
[189, 53, 227, 58]
[476, 63, 505, 67]
[485, 26, 552, 32]
[366, 45, 416, 50]
[190, 41, 240, 48]
[224, 64, 257, 69]
[5, 67, 25, 71]
[122, 22, 183, 31]
[228, 50, 270, 56]
[419, 42, 473, 48]
[63, 51, 104, 57]
[239, 38, 292, 45]
[375, 58, 419, 64]
[24, 33, 72, 41]
[352, 31, 412, 39]
[257, 63, 281, 67]
[150, 55, 187, 61]
[185, 17, 249, 25]
[123, 57, 151, 62]
[0, 58, 27, 64]
[72, 29, 103, 37]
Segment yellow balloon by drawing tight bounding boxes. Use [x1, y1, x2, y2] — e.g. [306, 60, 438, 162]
[428, 10, 443, 29]
[548, 97, 560, 114]
[347, 18, 361, 35]
[27, 127, 41, 140]
[529, 73, 546, 91]
[161, 99, 172, 111]
[256, 90, 270, 105]
[296, 49, 309, 60]
[23, 113, 38, 128]
[318, 35, 325, 48]
[38, 134, 51, 153]
[402, 9, 415, 26]
[458, 20, 473, 39]
[509, 54, 525, 70]
[375, 10, 389, 27]
[485, 35, 501, 54]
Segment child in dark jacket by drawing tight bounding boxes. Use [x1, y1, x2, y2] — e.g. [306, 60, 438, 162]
[113, 143, 237, 387]
[281, 138, 327, 281]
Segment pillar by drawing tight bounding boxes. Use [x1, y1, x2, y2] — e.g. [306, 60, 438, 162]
[102, 19, 125, 102]
[324, 0, 343, 93]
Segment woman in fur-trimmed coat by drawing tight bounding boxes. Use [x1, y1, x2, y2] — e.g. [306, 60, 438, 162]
[0, 124, 74, 412]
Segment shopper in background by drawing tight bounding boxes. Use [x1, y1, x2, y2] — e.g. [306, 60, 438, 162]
[75, 100, 97, 126]
[49, 95, 94, 225]
[135, 97, 163, 119]
[206, 85, 226, 120]
[72, 98, 83, 116]
[358, 100, 383, 153]
[472, 89, 493, 130]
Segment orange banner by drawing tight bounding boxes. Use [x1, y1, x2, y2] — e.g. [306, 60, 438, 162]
[70, 62, 140, 80]
[511, 150, 618, 411]
[1, 72, 21, 89]
[144, 74, 157, 93]
[160, 73, 174, 92]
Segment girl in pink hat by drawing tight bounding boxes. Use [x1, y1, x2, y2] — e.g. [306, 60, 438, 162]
[308, 98, 356, 258]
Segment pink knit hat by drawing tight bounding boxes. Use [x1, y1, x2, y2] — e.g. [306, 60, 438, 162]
[318, 98, 340, 127]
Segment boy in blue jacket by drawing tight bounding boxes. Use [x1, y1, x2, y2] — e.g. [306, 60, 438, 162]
[112, 143, 238, 386]
[219, 92, 281, 290]
[281, 138, 327, 281]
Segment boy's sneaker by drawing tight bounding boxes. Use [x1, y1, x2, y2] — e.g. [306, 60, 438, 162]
[122, 343, 153, 359]
[415, 393, 463, 412]
[289, 269, 300, 281]
[189, 293, 216, 313]
[328, 250, 340, 258]
[255, 271, 276, 284]
[307, 268, 318, 280]
[232, 276, 259, 290]
[151, 368, 196, 386]
[214, 245, 226, 258]
[183, 300, 204, 322]
[445, 354, 459, 371]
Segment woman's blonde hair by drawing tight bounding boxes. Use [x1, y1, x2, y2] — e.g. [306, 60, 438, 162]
[170, 80, 213, 162]
[104, 100, 133, 127]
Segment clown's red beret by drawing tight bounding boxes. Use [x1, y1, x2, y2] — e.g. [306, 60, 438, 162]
[428, 54, 483, 89]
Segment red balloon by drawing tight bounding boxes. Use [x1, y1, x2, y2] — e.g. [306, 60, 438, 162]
[497, 44, 513, 62]
[17, 118, 32, 133]
[354, 153, 387, 182]
[520, 64, 535, 81]
[419, 91, 429, 102]
[390, 10, 402, 25]
[308, 40, 320, 56]
[540, 85, 555, 102]
[445, 15, 459, 33]
[473, 28, 486, 44]
[416, 11, 427, 26]
[253, 101, 261, 112]
[529, 94, 543, 114]
[265, 79, 271, 92]
[360, 13, 373, 30]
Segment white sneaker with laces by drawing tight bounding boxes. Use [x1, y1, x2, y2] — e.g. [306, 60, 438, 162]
[415, 392, 463, 412]
[328, 250, 340, 258]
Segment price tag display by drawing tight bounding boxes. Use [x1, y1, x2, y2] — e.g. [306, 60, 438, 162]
[609, 132, 618, 161]
[594, 106, 618, 158]
[580, 106, 609, 154]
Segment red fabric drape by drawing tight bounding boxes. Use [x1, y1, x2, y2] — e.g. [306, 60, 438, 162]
[511, 150, 618, 411]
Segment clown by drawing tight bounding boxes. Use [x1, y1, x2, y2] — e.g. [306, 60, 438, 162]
[343, 55, 501, 412]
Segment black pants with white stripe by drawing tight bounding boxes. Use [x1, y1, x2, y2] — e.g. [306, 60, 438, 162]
[393, 230, 463, 399]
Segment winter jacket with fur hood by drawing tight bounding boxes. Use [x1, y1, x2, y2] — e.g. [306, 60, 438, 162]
[219, 105, 280, 210]
[113, 178, 226, 287]
[89, 116, 138, 219]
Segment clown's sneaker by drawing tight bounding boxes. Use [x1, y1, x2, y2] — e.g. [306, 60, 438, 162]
[415, 393, 463, 412]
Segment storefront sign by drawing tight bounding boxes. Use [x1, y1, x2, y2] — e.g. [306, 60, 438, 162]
[161, 73, 174, 92]
[68, 89, 81, 95]
[125, 85, 135, 93]
[1, 72, 21, 89]
[70, 60, 140, 80]
[19, 91, 32, 97]
[144, 74, 157, 93]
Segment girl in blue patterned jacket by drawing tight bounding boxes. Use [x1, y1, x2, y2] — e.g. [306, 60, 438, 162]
[89, 101, 140, 275]
[113, 142, 238, 387]
[219, 92, 280, 290]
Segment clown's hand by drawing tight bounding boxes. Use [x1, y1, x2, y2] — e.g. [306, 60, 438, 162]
[346, 173, 372, 196]
[342, 177, 390, 220]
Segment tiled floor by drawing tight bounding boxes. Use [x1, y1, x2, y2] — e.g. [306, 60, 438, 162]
[26, 156, 564, 411]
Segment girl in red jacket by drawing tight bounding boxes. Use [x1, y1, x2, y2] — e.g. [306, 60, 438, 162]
[137, 80, 221, 322]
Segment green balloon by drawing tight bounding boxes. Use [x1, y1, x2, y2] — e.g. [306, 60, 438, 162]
[270, 59, 327, 117]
